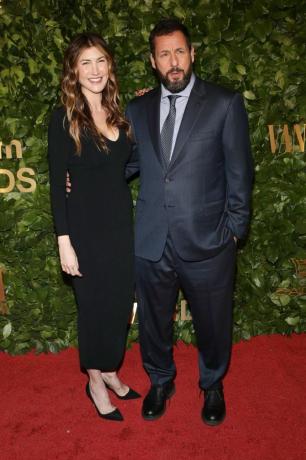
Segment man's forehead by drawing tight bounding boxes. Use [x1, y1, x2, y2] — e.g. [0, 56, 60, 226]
[154, 31, 189, 50]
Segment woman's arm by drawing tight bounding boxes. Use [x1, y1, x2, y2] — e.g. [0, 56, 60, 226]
[48, 109, 82, 277]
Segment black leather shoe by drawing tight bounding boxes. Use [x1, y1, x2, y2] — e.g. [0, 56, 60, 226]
[201, 388, 226, 426]
[142, 382, 175, 421]
[86, 382, 124, 421]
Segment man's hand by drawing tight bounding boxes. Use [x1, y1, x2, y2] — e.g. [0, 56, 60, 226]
[66, 172, 71, 193]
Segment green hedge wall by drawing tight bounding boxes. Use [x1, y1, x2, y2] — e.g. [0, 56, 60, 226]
[1, 0, 305, 354]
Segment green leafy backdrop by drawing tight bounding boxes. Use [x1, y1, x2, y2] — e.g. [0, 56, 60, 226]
[1, 0, 305, 353]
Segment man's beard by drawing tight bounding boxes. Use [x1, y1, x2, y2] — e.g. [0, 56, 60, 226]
[156, 63, 193, 93]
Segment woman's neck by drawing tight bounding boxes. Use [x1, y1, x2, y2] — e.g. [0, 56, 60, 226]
[82, 89, 104, 113]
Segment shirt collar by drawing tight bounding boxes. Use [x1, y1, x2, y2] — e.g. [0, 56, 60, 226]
[161, 72, 196, 100]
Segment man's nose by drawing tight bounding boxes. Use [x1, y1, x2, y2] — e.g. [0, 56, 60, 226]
[170, 52, 179, 67]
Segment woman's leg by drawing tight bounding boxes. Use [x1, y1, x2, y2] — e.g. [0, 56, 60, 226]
[101, 371, 129, 397]
[87, 369, 117, 414]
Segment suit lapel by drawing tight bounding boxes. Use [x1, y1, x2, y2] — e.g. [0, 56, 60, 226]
[147, 87, 166, 169]
[169, 78, 207, 169]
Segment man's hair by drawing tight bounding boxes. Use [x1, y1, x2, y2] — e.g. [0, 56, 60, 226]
[149, 19, 192, 55]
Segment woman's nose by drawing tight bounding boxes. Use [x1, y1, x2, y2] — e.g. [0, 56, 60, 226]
[91, 62, 99, 74]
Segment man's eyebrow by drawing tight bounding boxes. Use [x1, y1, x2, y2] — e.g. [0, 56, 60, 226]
[159, 46, 186, 52]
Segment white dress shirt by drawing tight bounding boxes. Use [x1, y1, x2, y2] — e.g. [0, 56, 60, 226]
[160, 73, 196, 160]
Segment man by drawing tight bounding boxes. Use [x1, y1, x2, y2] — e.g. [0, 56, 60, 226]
[126, 18, 253, 426]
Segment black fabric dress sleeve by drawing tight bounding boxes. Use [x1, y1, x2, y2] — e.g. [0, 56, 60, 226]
[48, 108, 71, 236]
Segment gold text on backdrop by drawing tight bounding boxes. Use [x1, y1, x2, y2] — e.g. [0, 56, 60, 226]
[0, 140, 37, 193]
[268, 124, 305, 154]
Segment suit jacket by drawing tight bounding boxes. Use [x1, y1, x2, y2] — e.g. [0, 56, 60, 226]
[126, 77, 253, 262]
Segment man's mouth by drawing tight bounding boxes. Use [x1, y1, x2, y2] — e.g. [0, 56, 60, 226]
[168, 69, 183, 78]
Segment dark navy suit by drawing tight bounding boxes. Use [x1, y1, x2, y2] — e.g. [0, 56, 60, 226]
[126, 77, 253, 389]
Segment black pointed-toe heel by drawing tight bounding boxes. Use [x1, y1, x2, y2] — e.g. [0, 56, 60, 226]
[105, 383, 141, 400]
[85, 382, 124, 421]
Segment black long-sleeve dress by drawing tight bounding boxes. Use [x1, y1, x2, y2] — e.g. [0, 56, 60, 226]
[48, 107, 134, 370]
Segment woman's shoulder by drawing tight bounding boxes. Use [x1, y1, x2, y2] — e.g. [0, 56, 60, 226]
[49, 105, 66, 123]
[48, 106, 70, 133]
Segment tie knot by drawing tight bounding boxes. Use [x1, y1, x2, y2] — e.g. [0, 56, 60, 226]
[168, 95, 180, 107]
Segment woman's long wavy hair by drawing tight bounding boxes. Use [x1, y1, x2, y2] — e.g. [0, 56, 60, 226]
[61, 33, 129, 154]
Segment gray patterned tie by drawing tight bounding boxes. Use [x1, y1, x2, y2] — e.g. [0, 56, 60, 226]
[161, 95, 180, 165]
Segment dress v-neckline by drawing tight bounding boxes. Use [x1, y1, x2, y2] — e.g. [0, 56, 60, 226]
[105, 132, 120, 143]
[101, 128, 120, 143]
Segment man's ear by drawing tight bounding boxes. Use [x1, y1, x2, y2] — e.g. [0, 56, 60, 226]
[191, 46, 195, 64]
[150, 53, 156, 69]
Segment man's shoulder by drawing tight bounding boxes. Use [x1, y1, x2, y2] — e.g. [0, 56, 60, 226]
[195, 77, 239, 101]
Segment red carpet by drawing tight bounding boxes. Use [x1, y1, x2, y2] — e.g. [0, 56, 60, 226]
[1, 335, 306, 460]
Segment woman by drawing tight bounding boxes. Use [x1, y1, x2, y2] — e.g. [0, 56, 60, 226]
[48, 33, 139, 421]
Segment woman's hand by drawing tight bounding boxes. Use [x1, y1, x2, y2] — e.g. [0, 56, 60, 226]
[58, 235, 82, 277]
[134, 87, 152, 97]
[66, 172, 71, 194]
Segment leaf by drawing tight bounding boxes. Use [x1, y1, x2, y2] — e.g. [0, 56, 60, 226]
[3, 322, 12, 339]
[275, 70, 285, 89]
[270, 293, 291, 307]
[28, 58, 39, 74]
[219, 57, 230, 76]
[180, 328, 192, 344]
[243, 90, 256, 100]
[236, 64, 246, 75]
[12, 66, 25, 82]
[173, 5, 186, 19]
[265, 245, 279, 264]
[285, 316, 300, 326]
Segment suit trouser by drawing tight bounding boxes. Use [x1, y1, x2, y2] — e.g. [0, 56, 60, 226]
[135, 235, 237, 390]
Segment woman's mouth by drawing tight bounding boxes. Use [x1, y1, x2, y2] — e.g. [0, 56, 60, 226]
[88, 77, 103, 83]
